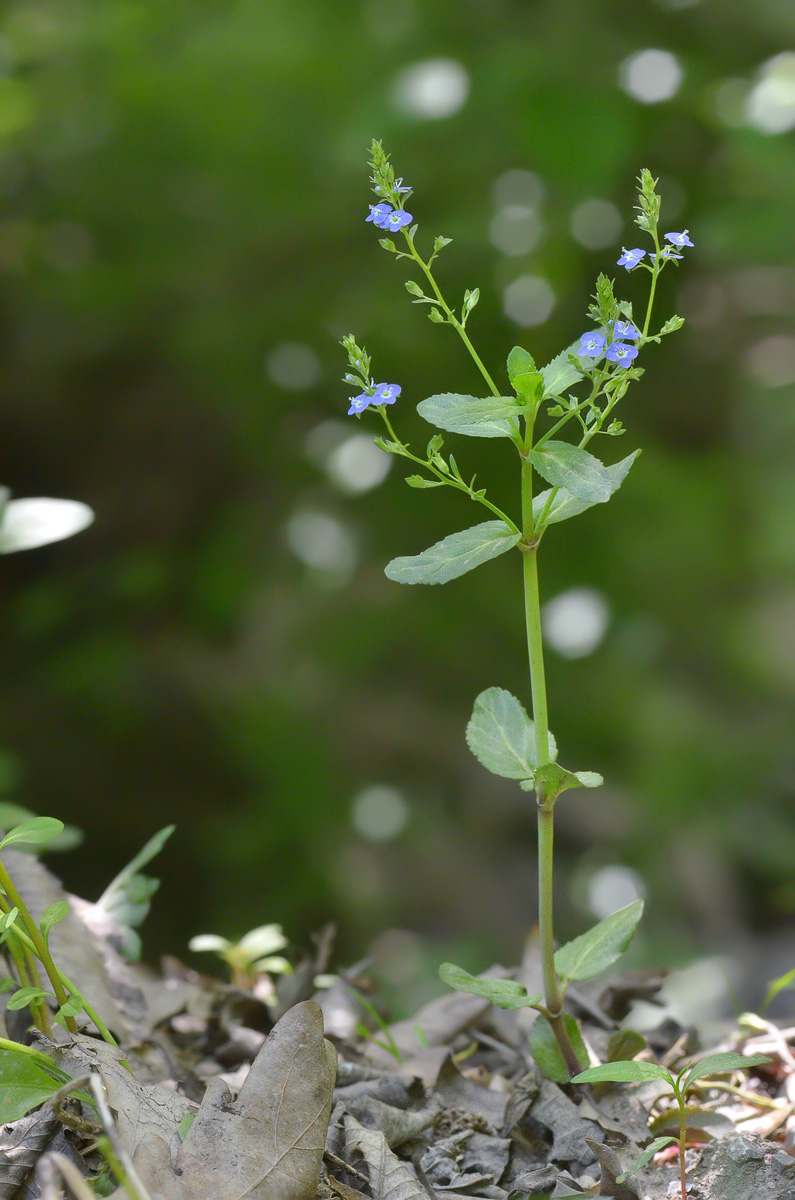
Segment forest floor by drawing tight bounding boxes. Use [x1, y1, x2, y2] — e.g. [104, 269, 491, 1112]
[1, 850, 794, 1200]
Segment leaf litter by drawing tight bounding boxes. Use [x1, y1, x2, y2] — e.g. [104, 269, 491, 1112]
[1, 869, 795, 1199]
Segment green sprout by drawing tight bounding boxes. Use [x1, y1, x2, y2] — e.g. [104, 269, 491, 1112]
[572, 1051, 771, 1198]
[189, 923, 292, 995]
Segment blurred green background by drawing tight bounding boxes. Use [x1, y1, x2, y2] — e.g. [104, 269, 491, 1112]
[1, 0, 794, 1013]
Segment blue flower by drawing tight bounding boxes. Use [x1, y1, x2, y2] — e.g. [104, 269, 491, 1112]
[393, 178, 412, 194]
[366, 203, 392, 226]
[605, 342, 639, 367]
[664, 230, 694, 248]
[579, 333, 606, 358]
[658, 247, 683, 261]
[372, 382, 401, 405]
[380, 209, 413, 232]
[610, 319, 641, 340]
[348, 393, 371, 416]
[617, 247, 646, 270]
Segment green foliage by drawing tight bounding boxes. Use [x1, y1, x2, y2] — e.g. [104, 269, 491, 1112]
[554, 900, 644, 984]
[0, 1046, 71, 1124]
[606, 1028, 647, 1062]
[438, 962, 542, 1011]
[540, 342, 585, 398]
[531, 450, 641, 528]
[528, 442, 611, 505]
[384, 522, 521, 585]
[40, 901, 69, 945]
[465, 688, 556, 781]
[0, 818, 64, 850]
[528, 1012, 588, 1082]
[615, 1137, 676, 1185]
[416, 393, 524, 439]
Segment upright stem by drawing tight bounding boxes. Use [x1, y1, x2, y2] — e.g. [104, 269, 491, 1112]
[520, 457, 581, 1076]
[677, 1087, 688, 1198]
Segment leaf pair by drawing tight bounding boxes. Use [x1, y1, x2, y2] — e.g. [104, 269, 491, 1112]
[465, 687, 602, 803]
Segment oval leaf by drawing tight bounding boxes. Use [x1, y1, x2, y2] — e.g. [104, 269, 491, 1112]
[439, 962, 542, 1011]
[40, 900, 70, 943]
[0, 817, 65, 850]
[417, 393, 523, 438]
[507, 345, 536, 384]
[385, 521, 521, 586]
[7, 986, 53, 1011]
[466, 687, 556, 780]
[529, 442, 611, 504]
[0, 1047, 68, 1124]
[555, 899, 644, 984]
[683, 1052, 771, 1090]
[571, 1060, 673, 1086]
[528, 1013, 589, 1083]
[607, 1028, 647, 1062]
[533, 449, 641, 527]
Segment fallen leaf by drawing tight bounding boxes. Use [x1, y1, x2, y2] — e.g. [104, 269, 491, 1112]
[106, 999, 336, 1200]
[583, 1139, 641, 1200]
[345, 1114, 431, 1199]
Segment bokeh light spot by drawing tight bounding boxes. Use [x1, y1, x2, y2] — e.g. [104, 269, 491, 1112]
[489, 205, 542, 256]
[266, 342, 322, 390]
[327, 434, 391, 495]
[285, 510, 357, 585]
[502, 274, 555, 327]
[745, 336, 795, 388]
[542, 587, 610, 658]
[570, 198, 622, 250]
[747, 53, 795, 134]
[393, 58, 470, 120]
[588, 865, 647, 921]
[351, 785, 409, 841]
[620, 49, 683, 104]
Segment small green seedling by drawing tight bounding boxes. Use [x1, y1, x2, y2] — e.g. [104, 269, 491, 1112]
[342, 142, 691, 1077]
[572, 1051, 771, 1197]
[189, 923, 292, 994]
[93, 824, 175, 961]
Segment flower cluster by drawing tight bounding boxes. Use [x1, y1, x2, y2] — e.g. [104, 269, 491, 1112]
[578, 315, 641, 369]
[618, 230, 694, 271]
[366, 203, 413, 232]
[347, 381, 402, 416]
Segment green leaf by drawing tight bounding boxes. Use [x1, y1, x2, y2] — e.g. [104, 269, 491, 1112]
[384, 521, 521, 586]
[507, 345, 536, 384]
[40, 900, 70, 944]
[533, 450, 641, 527]
[531, 762, 603, 805]
[0, 817, 64, 850]
[465, 687, 556, 780]
[607, 1028, 647, 1062]
[649, 1106, 734, 1138]
[55, 993, 85, 1023]
[178, 1112, 197, 1141]
[571, 1060, 673, 1086]
[540, 341, 584, 397]
[615, 1137, 677, 1184]
[528, 442, 611, 505]
[683, 1052, 771, 1090]
[528, 1013, 589, 1082]
[405, 475, 443, 489]
[762, 966, 795, 1012]
[439, 962, 542, 1011]
[0, 1047, 69, 1124]
[0, 906, 18, 935]
[417, 393, 524, 439]
[7, 986, 53, 1011]
[554, 900, 644, 984]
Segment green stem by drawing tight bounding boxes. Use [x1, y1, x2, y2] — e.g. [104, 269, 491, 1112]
[676, 1086, 688, 1198]
[520, 456, 581, 1076]
[402, 231, 503, 399]
[0, 856, 77, 1033]
[641, 229, 662, 341]
[379, 409, 521, 534]
[0, 901, 53, 1036]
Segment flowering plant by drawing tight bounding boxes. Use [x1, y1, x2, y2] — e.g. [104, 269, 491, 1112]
[342, 142, 692, 1079]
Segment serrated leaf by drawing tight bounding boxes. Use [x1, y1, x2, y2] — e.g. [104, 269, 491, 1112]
[384, 521, 520, 586]
[533, 450, 641, 527]
[507, 345, 536, 384]
[683, 1052, 771, 1090]
[417, 393, 523, 438]
[555, 900, 644, 984]
[571, 1059, 672, 1086]
[615, 1137, 677, 1184]
[466, 687, 556, 780]
[40, 900, 70, 943]
[0, 1047, 69, 1123]
[541, 341, 584, 397]
[528, 1013, 589, 1082]
[0, 817, 65, 849]
[528, 442, 611, 504]
[607, 1029, 647, 1062]
[439, 962, 542, 1011]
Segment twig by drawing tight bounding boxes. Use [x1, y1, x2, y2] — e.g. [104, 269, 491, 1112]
[89, 1073, 154, 1200]
[324, 1149, 371, 1185]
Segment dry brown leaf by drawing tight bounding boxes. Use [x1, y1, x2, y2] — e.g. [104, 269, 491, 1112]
[344, 1114, 431, 1200]
[106, 999, 336, 1200]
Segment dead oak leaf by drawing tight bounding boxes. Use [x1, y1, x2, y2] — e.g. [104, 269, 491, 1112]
[344, 1114, 431, 1200]
[109, 1000, 336, 1200]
